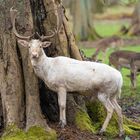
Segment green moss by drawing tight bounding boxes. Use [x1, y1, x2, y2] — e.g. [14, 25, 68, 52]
[86, 101, 140, 137]
[87, 101, 119, 137]
[124, 117, 140, 129]
[26, 126, 57, 140]
[1, 125, 26, 140]
[75, 110, 95, 133]
[123, 117, 140, 135]
[86, 100, 106, 124]
[123, 125, 136, 135]
[1, 125, 57, 140]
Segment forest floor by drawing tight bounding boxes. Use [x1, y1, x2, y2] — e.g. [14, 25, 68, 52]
[120, 97, 140, 123]
[49, 96, 140, 140]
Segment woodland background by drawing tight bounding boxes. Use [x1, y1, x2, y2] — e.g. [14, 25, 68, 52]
[0, 0, 140, 140]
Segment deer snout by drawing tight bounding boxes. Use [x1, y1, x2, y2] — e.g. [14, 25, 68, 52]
[31, 52, 39, 58]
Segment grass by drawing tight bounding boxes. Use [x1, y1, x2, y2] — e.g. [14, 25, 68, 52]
[94, 5, 134, 21]
[80, 45, 140, 101]
[94, 21, 129, 37]
[94, 4, 134, 37]
[102, 5, 133, 16]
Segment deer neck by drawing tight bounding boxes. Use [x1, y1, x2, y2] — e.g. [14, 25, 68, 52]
[30, 49, 51, 80]
[30, 49, 49, 67]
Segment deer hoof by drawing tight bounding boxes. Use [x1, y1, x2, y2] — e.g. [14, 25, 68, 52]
[98, 129, 105, 136]
[119, 130, 125, 137]
[59, 120, 66, 129]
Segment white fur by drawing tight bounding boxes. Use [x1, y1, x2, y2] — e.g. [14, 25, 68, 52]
[33, 54, 123, 94]
[19, 39, 124, 136]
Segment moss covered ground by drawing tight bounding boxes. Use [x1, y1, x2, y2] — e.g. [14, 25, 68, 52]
[1, 125, 57, 140]
[75, 101, 140, 138]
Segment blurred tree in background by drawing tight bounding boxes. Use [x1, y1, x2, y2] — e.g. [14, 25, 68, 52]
[63, 0, 103, 40]
[128, 1, 140, 35]
[63, 0, 139, 40]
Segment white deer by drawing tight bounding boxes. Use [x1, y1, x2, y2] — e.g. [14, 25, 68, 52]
[10, 8, 124, 136]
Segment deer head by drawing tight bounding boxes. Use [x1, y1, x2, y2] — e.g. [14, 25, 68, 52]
[10, 7, 56, 59]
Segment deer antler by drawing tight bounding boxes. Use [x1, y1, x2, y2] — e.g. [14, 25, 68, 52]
[39, 29, 57, 41]
[38, 4, 64, 41]
[10, 7, 34, 40]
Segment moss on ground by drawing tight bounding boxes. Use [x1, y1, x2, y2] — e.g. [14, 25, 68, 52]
[86, 101, 119, 137]
[75, 101, 140, 138]
[1, 125, 26, 140]
[1, 125, 57, 140]
[75, 110, 95, 133]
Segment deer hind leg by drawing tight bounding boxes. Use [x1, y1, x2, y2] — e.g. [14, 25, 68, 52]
[98, 93, 114, 134]
[58, 87, 67, 128]
[111, 97, 124, 137]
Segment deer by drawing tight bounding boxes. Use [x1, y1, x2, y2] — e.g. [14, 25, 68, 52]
[10, 8, 124, 136]
[109, 50, 140, 88]
[92, 36, 124, 62]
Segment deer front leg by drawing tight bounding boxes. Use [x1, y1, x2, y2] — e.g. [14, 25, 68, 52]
[130, 71, 137, 88]
[130, 65, 137, 88]
[58, 87, 67, 128]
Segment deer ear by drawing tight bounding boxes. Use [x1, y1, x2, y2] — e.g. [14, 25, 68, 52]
[42, 41, 52, 48]
[18, 39, 29, 47]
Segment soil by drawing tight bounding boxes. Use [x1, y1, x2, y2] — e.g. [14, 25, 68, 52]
[50, 123, 122, 140]
[50, 122, 139, 140]
[120, 98, 140, 123]
[50, 123, 99, 140]
[49, 100, 140, 140]
[49, 97, 140, 140]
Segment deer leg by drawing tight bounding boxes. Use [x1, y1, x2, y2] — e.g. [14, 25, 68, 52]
[102, 51, 106, 62]
[58, 87, 67, 128]
[130, 68, 137, 88]
[116, 65, 122, 71]
[111, 97, 124, 137]
[98, 93, 114, 134]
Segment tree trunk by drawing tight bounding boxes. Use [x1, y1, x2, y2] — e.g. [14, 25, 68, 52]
[20, 1, 49, 130]
[0, 0, 50, 132]
[120, 1, 140, 36]
[0, 33, 24, 128]
[128, 1, 140, 36]
[64, 0, 101, 40]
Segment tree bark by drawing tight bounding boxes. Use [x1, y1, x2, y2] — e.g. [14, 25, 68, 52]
[18, 0, 50, 130]
[0, 0, 50, 131]
[0, 33, 24, 128]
